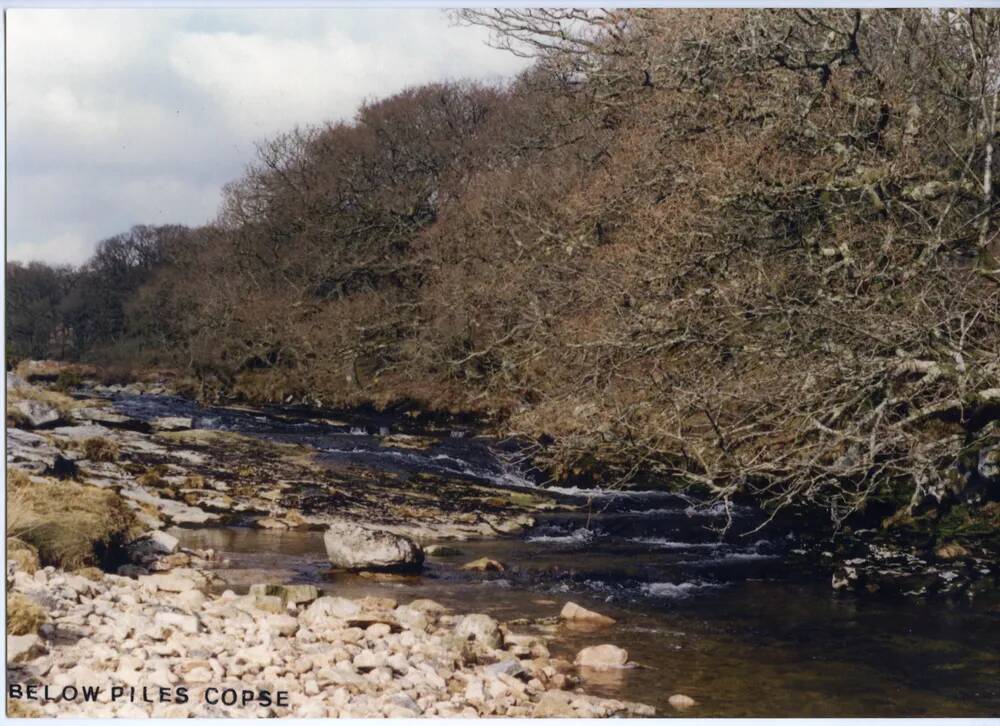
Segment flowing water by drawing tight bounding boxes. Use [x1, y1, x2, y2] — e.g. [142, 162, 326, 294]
[107, 391, 1000, 717]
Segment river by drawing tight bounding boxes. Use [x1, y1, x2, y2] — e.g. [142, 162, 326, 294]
[105, 390, 1000, 717]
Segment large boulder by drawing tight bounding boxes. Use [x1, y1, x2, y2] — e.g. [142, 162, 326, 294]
[11, 400, 62, 429]
[323, 520, 423, 572]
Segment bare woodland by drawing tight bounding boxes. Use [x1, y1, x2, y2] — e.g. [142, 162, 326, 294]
[8, 9, 1000, 529]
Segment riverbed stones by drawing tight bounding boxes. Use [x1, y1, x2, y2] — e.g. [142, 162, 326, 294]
[323, 520, 424, 572]
[560, 601, 616, 626]
[575, 644, 629, 669]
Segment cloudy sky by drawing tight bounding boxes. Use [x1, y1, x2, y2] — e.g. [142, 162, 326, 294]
[6, 9, 529, 266]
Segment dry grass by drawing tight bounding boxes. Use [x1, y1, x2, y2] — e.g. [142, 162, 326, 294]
[6, 384, 82, 422]
[81, 436, 120, 462]
[7, 470, 140, 570]
[6, 537, 40, 575]
[6, 593, 46, 635]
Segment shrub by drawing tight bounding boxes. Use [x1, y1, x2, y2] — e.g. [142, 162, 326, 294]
[81, 437, 120, 463]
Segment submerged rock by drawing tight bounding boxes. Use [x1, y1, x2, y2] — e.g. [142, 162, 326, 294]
[668, 694, 697, 710]
[323, 520, 424, 572]
[461, 557, 505, 572]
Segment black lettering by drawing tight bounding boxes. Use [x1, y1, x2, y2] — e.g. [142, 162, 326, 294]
[8, 684, 22, 699]
[276, 691, 289, 707]
[175, 687, 189, 704]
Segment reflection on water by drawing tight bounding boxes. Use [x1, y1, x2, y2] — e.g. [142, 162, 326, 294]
[175, 525, 1000, 717]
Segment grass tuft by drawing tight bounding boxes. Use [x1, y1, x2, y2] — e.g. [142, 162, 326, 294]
[7, 470, 140, 570]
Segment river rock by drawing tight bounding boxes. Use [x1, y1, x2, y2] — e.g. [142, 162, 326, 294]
[560, 601, 616, 626]
[669, 694, 697, 710]
[461, 557, 505, 572]
[574, 644, 629, 669]
[323, 520, 424, 572]
[455, 613, 503, 649]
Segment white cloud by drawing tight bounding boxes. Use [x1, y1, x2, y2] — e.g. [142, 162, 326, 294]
[6, 9, 529, 266]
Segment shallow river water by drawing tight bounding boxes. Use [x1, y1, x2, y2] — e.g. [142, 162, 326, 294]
[108, 392, 1000, 717]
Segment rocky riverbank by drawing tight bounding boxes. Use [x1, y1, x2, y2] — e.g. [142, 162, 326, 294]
[7, 559, 658, 717]
[6, 369, 661, 717]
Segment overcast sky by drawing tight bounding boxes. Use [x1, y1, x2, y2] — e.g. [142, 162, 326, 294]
[6, 9, 529, 266]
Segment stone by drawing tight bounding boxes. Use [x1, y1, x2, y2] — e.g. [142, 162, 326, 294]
[323, 520, 424, 572]
[485, 659, 524, 678]
[574, 644, 629, 669]
[147, 530, 180, 555]
[301, 596, 361, 627]
[8, 634, 47, 663]
[12, 400, 62, 428]
[461, 557, 505, 573]
[153, 611, 200, 634]
[138, 573, 198, 593]
[560, 601, 616, 626]
[455, 613, 503, 649]
[669, 694, 697, 710]
[263, 614, 300, 637]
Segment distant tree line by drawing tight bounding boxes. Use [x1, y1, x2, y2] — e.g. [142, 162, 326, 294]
[8, 9, 1000, 524]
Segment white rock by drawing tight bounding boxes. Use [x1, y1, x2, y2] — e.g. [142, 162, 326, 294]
[147, 530, 179, 554]
[669, 694, 697, 710]
[574, 644, 629, 669]
[323, 520, 424, 571]
[455, 613, 503, 649]
[153, 611, 200, 635]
